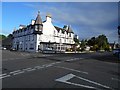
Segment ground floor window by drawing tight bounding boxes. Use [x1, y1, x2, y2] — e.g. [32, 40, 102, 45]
[29, 43, 34, 49]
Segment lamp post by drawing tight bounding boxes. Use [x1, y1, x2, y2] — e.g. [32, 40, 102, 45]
[118, 26, 120, 47]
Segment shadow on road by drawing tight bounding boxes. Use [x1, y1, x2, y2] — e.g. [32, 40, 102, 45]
[92, 52, 120, 63]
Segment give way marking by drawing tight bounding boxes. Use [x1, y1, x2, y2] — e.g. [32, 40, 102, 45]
[55, 73, 113, 90]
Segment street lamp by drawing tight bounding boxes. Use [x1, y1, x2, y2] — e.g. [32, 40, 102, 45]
[118, 26, 120, 47]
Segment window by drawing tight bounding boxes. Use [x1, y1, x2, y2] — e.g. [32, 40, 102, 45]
[32, 35, 34, 41]
[39, 36, 41, 41]
[69, 33, 71, 37]
[26, 44, 27, 50]
[35, 25, 38, 31]
[29, 43, 34, 49]
[29, 35, 30, 41]
[39, 25, 42, 31]
[64, 38, 66, 43]
[26, 36, 27, 41]
[54, 30, 56, 35]
[60, 39, 62, 43]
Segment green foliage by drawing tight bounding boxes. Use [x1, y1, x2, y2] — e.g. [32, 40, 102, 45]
[76, 47, 81, 51]
[74, 37, 80, 44]
[87, 34, 110, 51]
[80, 40, 86, 48]
[90, 44, 99, 51]
[66, 48, 72, 52]
[0, 34, 7, 40]
[87, 37, 96, 46]
[7, 34, 13, 38]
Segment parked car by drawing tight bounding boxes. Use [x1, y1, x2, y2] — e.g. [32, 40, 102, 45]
[42, 48, 55, 53]
[0, 47, 7, 50]
[113, 48, 120, 57]
[10, 48, 17, 51]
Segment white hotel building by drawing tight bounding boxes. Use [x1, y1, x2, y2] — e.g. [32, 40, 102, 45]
[12, 11, 76, 52]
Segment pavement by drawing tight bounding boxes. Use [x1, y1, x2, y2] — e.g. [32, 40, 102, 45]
[1, 50, 120, 89]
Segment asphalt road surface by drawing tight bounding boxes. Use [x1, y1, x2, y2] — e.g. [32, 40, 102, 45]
[1, 50, 120, 89]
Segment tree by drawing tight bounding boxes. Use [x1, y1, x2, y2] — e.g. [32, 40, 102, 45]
[0, 34, 6, 41]
[87, 37, 96, 46]
[80, 39, 86, 51]
[96, 34, 109, 50]
[74, 37, 80, 44]
[87, 34, 110, 51]
[7, 34, 13, 38]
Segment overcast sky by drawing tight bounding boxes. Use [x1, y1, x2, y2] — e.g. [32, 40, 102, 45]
[2, 2, 118, 43]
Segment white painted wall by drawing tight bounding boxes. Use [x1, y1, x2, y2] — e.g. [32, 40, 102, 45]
[12, 14, 76, 52]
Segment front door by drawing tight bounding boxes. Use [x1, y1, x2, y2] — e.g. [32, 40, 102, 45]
[16, 44, 19, 50]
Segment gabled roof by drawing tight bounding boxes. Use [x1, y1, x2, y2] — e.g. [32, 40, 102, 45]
[54, 26, 62, 32]
[67, 26, 74, 33]
[63, 25, 68, 30]
[55, 25, 74, 34]
[19, 25, 26, 28]
[63, 25, 74, 33]
[35, 11, 42, 24]
[54, 26, 66, 34]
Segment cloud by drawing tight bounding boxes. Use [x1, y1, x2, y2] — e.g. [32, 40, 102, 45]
[24, 2, 118, 43]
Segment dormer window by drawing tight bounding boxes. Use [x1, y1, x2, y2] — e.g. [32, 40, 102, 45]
[69, 33, 71, 37]
[39, 25, 42, 31]
[35, 24, 43, 31]
[35, 25, 38, 31]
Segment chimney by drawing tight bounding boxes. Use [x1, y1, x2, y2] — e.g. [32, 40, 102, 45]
[46, 13, 52, 22]
[31, 19, 35, 25]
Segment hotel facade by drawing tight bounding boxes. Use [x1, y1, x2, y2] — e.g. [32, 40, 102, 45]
[12, 11, 76, 52]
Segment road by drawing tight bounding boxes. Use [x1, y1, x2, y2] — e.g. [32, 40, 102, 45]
[1, 50, 120, 89]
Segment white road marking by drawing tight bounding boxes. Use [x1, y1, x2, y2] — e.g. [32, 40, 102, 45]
[13, 71, 25, 75]
[0, 75, 11, 79]
[22, 68, 32, 71]
[55, 73, 112, 89]
[10, 70, 21, 74]
[75, 75, 111, 89]
[0, 73, 7, 77]
[62, 81, 97, 89]
[0, 62, 61, 79]
[55, 74, 96, 89]
[34, 66, 44, 69]
[111, 78, 120, 82]
[55, 66, 88, 74]
[66, 58, 84, 62]
[55, 62, 61, 63]
[45, 64, 53, 67]
[25, 68, 36, 72]
[56, 73, 75, 81]
[42, 55, 52, 57]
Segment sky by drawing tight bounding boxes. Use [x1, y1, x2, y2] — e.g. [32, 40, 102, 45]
[1, 2, 118, 43]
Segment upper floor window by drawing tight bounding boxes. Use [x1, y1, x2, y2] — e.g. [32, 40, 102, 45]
[54, 30, 56, 35]
[35, 25, 38, 31]
[29, 35, 30, 41]
[39, 25, 42, 31]
[69, 33, 71, 37]
[32, 35, 34, 41]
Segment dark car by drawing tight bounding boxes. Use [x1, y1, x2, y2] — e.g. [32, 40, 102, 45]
[10, 48, 17, 51]
[113, 48, 120, 59]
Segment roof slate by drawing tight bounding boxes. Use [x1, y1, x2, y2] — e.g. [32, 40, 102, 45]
[35, 11, 42, 24]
